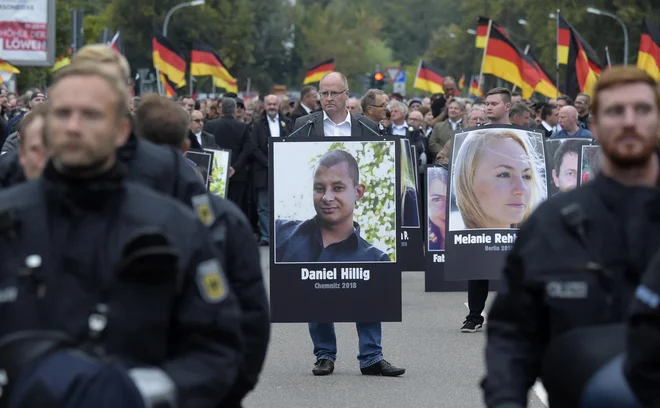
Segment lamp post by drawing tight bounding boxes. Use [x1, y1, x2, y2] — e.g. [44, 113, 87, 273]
[586, 6, 628, 65]
[163, 0, 205, 37]
[158, 0, 205, 95]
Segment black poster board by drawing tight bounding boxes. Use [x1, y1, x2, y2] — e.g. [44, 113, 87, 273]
[269, 136, 402, 322]
[444, 125, 547, 281]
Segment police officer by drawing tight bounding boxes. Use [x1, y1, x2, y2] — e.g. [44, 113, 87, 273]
[625, 249, 660, 407]
[133, 93, 270, 408]
[0, 62, 243, 406]
[482, 66, 660, 408]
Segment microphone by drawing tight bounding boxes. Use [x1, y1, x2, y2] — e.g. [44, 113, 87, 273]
[287, 119, 314, 138]
[358, 119, 382, 137]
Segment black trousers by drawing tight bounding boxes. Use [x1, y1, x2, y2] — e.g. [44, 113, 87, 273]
[466, 280, 489, 324]
[227, 180, 250, 217]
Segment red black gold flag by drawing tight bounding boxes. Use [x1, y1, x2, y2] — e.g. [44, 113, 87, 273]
[558, 14, 602, 76]
[0, 59, 19, 74]
[458, 73, 465, 90]
[564, 20, 599, 98]
[527, 48, 559, 98]
[469, 75, 483, 98]
[483, 25, 541, 98]
[160, 72, 177, 97]
[191, 40, 235, 82]
[152, 32, 186, 87]
[303, 58, 335, 84]
[413, 60, 445, 94]
[638, 18, 660, 81]
[475, 17, 490, 49]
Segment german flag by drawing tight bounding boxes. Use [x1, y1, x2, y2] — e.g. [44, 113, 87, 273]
[638, 18, 660, 81]
[160, 73, 177, 97]
[527, 49, 559, 98]
[475, 17, 490, 48]
[565, 24, 599, 98]
[558, 14, 602, 75]
[214, 75, 238, 94]
[0, 59, 19, 74]
[303, 58, 335, 84]
[413, 60, 445, 94]
[191, 40, 234, 82]
[152, 32, 186, 88]
[483, 25, 540, 97]
[469, 75, 483, 98]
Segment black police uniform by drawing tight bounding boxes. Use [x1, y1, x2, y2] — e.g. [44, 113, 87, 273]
[275, 217, 390, 262]
[625, 249, 660, 408]
[0, 151, 24, 188]
[482, 172, 660, 408]
[0, 161, 243, 407]
[201, 194, 270, 408]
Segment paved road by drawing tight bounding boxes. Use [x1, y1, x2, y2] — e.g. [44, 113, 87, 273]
[245, 248, 547, 408]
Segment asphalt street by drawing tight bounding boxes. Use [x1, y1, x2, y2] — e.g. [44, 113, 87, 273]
[244, 248, 547, 408]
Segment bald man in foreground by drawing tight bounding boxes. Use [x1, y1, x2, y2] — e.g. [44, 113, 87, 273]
[550, 105, 593, 139]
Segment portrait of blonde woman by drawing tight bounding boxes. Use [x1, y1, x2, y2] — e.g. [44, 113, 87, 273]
[449, 128, 547, 230]
[427, 166, 448, 250]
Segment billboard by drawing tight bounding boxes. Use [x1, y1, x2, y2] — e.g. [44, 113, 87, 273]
[0, 0, 56, 67]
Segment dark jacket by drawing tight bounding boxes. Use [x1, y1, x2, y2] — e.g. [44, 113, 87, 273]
[0, 151, 24, 188]
[482, 173, 660, 408]
[275, 217, 391, 262]
[288, 103, 313, 122]
[204, 116, 252, 182]
[249, 113, 293, 189]
[0, 161, 243, 407]
[188, 129, 217, 150]
[207, 194, 270, 407]
[291, 111, 379, 138]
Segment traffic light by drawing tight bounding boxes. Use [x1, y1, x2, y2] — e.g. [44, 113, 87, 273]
[373, 72, 385, 89]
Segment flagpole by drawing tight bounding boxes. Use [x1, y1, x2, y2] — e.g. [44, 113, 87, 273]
[511, 44, 531, 94]
[604, 46, 612, 69]
[189, 71, 193, 95]
[555, 9, 560, 97]
[212, 79, 216, 98]
[246, 77, 251, 97]
[477, 18, 493, 97]
[156, 68, 162, 95]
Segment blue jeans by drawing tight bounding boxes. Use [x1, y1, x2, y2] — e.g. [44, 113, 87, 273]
[308, 322, 383, 368]
[256, 188, 269, 242]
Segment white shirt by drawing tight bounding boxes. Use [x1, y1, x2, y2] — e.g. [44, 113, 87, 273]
[268, 113, 281, 137]
[323, 110, 352, 136]
[449, 118, 462, 131]
[541, 120, 556, 133]
[391, 121, 408, 136]
[194, 131, 203, 147]
[302, 103, 313, 115]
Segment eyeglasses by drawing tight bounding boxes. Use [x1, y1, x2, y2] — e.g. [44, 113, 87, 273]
[320, 89, 347, 99]
[370, 104, 386, 108]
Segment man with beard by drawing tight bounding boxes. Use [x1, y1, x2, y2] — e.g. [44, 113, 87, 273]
[249, 94, 293, 246]
[482, 66, 660, 408]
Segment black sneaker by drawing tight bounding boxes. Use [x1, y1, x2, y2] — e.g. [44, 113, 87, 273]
[461, 320, 483, 333]
[312, 358, 334, 376]
[360, 359, 405, 377]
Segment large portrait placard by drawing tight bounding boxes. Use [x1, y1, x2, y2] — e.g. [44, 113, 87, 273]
[269, 136, 401, 322]
[399, 139, 425, 272]
[184, 149, 213, 185]
[544, 138, 592, 196]
[580, 144, 602, 186]
[204, 148, 231, 198]
[444, 125, 547, 281]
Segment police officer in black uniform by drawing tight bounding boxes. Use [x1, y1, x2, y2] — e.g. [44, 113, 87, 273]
[0, 62, 243, 407]
[482, 66, 660, 408]
[132, 93, 270, 408]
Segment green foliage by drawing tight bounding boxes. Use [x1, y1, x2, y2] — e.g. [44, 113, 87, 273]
[208, 150, 229, 198]
[306, 141, 397, 261]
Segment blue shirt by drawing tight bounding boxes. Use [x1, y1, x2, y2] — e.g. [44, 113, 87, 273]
[550, 127, 592, 139]
[275, 217, 390, 262]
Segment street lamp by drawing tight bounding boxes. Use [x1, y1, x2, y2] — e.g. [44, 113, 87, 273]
[466, 28, 477, 35]
[586, 6, 628, 65]
[518, 19, 527, 26]
[163, 0, 205, 37]
[548, 13, 556, 19]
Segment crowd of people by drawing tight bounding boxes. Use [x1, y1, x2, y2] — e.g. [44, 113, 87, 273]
[1, 40, 660, 408]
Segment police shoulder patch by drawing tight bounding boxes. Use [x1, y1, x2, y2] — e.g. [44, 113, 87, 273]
[196, 259, 228, 303]
[191, 194, 215, 226]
